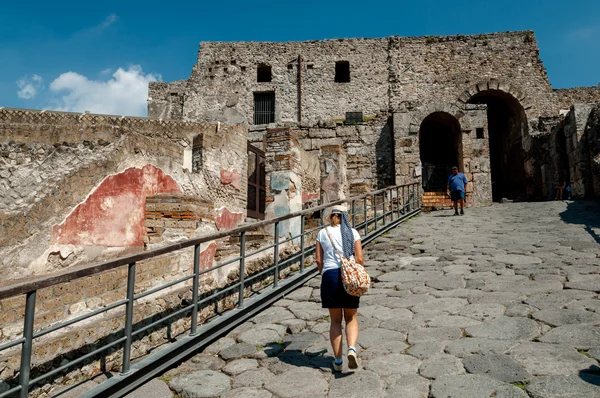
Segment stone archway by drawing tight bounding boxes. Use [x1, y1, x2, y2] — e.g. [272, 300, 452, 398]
[419, 112, 463, 192]
[458, 81, 530, 201]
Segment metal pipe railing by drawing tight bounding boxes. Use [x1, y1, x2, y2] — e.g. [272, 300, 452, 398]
[0, 182, 421, 396]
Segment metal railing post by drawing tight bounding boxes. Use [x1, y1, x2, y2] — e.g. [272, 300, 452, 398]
[300, 216, 305, 273]
[273, 222, 279, 288]
[18, 290, 36, 398]
[374, 194, 378, 230]
[190, 244, 200, 335]
[238, 232, 246, 308]
[121, 262, 136, 375]
[396, 187, 400, 218]
[382, 190, 387, 225]
[363, 197, 367, 236]
[351, 200, 356, 227]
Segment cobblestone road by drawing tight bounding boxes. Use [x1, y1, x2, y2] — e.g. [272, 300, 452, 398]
[139, 201, 600, 398]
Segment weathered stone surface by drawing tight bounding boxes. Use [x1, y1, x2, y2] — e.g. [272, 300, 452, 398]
[508, 342, 597, 376]
[204, 337, 236, 354]
[237, 324, 286, 346]
[458, 303, 506, 320]
[358, 305, 413, 321]
[279, 318, 306, 334]
[426, 276, 466, 291]
[407, 327, 463, 344]
[377, 270, 443, 283]
[123, 379, 173, 398]
[462, 353, 531, 382]
[431, 374, 529, 398]
[283, 331, 324, 351]
[538, 324, 600, 348]
[232, 368, 274, 389]
[169, 370, 231, 398]
[412, 298, 468, 313]
[359, 328, 407, 348]
[532, 309, 600, 326]
[526, 374, 600, 398]
[252, 307, 296, 325]
[328, 370, 383, 398]
[491, 254, 542, 266]
[445, 338, 517, 358]
[419, 354, 465, 379]
[428, 315, 482, 328]
[384, 374, 430, 398]
[221, 388, 273, 398]
[288, 301, 326, 321]
[285, 286, 313, 301]
[364, 354, 421, 377]
[220, 343, 258, 360]
[50, 381, 100, 398]
[222, 358, 259, 376]
[264, 368, 328, 398]
[565, 275, 600, 292]
[465, 317, 539, 341]
[189, 354, 226, 370]
[407, 341, 445, 359]
[360, 341, 409, 360]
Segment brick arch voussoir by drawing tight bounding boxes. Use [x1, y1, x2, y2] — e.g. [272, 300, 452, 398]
[411, 103, 466, 133]
[458, 79, 532, 112]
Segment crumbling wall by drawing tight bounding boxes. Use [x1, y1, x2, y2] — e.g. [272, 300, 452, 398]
[555, 87, 600, 111]
[0, 108, 247, 280]
[320, 145, 348, 204]
[148, 80, 188, 120]
[585, 105, 600, 197]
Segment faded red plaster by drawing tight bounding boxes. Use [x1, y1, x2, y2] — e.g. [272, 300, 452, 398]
[54, 164, 182, 247]
[215, 207, 245, 231]
[302, 192, 320, 203]
[220, 169, 241, 190]
[200, 241, 217, 271]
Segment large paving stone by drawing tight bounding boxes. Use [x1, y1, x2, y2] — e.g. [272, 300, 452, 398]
[565, 274, 600, 292]
[411, 298, 469, 313]
[468, 292, 526, 305]
[358, 305, 413, 321]
[288, 301, 326, 321]
[508, 342, 597, 376]
[169, 370, 231, 398]
[384, 374, 430, 398]
[407, 327, 463, 344]
[426, 276, 466, 291]
[445, 338, 517, 358]
[538, 324, 600, 349]
[360, 341, 409, 360]
[189, 354, 226, 370]
[232, 368, 274, 389]
[223, 358, 259, 376]
[379, 294, 433, 308]
[418, 354, 464, 379]
[430, 374, 529, 398]
[264, 368, 327, 398]
[237, 324, 286, 346]
[462, 353, 531, 382]
[252, 307, 296, 325]
[491, 254, 542, 266]
[363, 354, 421, 377]
[407, 341, 445, 359]
[221, 388, 273, 398]
[220, 343, 258, 360]
[279, 318, 306, 334]
[526, 374, 600, 398]
[524, 292, 592, 310]
[50, 381, 102, 398]
[204, 337, 236, 354]
[285, 286, 313, 301]
[359, 328, 407, 348]
[458, 303, 506, 320]
[377, 270, 443, 283]
[428, 315, 482, 328]
[465, 317, 539, 341]
[532, 309, 600, 326]
[328, 370, 383, 398]
[283, 331, 324, 351]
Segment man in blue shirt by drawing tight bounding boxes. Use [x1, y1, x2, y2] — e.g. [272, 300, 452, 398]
[447, 166, 468, 216]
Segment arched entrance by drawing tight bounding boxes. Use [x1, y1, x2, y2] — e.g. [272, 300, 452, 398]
[419, 112, 463, 192]
[467, 90, 527, 202]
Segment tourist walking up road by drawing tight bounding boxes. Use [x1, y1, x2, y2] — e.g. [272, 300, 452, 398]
[315, 205, 364, 371]
[447, 166, 468, 216]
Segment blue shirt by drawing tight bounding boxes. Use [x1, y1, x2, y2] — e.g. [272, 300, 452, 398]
[448, 173, 468, 192]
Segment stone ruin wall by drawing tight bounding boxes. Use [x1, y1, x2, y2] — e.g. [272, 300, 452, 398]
[0, 108, 248, 282]
[555, 87, 600, 111]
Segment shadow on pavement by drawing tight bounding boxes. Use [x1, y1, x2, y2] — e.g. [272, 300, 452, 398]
[579, 365, 600, 386]
[559, 200, 600, 245]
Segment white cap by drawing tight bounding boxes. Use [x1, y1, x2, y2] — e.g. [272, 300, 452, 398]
[330, 205, 348, 214]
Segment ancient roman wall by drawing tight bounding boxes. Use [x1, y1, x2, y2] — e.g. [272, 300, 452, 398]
[0, 108, 247, 281]
[555, 87, 600, 110]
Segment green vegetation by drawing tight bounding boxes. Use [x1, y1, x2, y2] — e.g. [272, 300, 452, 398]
[511, 381, 529, 390]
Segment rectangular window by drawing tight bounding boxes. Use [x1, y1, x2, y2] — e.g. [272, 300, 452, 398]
[335, 61, 350, 83]
[253, 92, 275, 125]
[476, 128, 485, 139]
[257, 65, 272, 82]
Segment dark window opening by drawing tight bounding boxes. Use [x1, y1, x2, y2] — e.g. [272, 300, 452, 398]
[476, 128, 485, 139]
[231, 60, 236, 65]
[208, 68, 212, 73]
[257, 65, 272, 82]
[307, 64, 314, 69]
[241, 66, 247, 72]
[223, 67, 228, 73]
[335, 61, 350, 83]
[287, 64, 293, 70]
[253, 92, 275, 125]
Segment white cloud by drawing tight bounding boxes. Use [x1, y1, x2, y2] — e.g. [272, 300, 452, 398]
[567, 26, 598, 41]
[49, 66, 160, 117]
[100, 14, 118, 30]
[17, 74, 44, 99]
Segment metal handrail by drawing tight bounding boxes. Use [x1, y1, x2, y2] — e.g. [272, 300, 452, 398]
[0, 182, 422, 398]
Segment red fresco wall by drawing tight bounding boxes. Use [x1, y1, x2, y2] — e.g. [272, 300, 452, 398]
[53, 165, 182, 247]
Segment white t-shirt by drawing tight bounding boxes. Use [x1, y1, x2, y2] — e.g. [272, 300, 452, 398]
[316, 226, 361, 274]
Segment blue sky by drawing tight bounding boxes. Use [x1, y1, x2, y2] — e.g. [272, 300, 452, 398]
[1, 0, 599, 116]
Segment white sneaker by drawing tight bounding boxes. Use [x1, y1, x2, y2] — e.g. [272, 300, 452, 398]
[332, 360, 343, 372]
[347, 348, 358, 369]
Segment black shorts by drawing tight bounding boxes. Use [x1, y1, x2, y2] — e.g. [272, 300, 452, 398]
[320, 269, 360, 309]
[451, 190, 465, 201]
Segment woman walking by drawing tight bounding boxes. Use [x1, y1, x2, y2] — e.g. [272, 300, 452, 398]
[316, 204, 364, 371]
